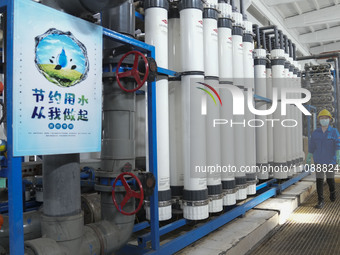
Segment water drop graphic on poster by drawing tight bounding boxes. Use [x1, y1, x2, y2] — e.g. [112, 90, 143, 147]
[35, 28, 89, 87]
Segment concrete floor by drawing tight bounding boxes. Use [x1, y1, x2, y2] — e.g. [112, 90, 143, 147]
[175, 173, 318, 255]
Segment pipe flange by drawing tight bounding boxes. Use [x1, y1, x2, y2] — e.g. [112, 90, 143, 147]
[209, 193, 224, 201]
[95, 171, 117, 178]
[236, 184, 248, 189]
[203, 4, 218, 11]
[182, 199, 209, 207]
[144, 200, 173, 207]
[271, 56, 285, 60]
[223, 188, 238, 194]
[86, 224, 105, 255]
[159, 200, 173, 207]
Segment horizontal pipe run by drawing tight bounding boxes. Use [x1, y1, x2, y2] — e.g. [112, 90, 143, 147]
[297, 53, 340, 60]
[103, 28, 155, 53]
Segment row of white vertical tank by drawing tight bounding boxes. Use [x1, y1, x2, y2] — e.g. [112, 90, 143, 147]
[137, 0, 305, 221]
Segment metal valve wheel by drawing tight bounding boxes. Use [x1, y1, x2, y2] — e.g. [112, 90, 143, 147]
[112, 172, 144, 216]
[115, 50, 149, 93]
[0, 82, 3, 95]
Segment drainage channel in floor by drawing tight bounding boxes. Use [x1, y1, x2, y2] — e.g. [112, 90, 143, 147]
[250, 182, 340, 255]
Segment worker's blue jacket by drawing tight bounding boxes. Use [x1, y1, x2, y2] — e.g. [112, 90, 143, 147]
[309, 126, 340, 164]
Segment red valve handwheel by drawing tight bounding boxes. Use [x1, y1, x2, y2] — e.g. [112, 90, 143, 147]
[112, 172, 144, 216]
[0, 82, 3, 95]
[116, 51, 149, 93]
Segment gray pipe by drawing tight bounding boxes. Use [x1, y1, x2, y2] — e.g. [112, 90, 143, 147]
[292, 43, 296, 60]
[26, 193, 135, 255]
[253, 24, 261, 49]
[230, 0, 236, 11]
[278, 30, 284, 50]
[283, 35, 288, 54]
[41, 154, 83, 255]
[43, 154, 81, 217]
[259, 26, 279, 49]
[296, 52, 340, 60]
[0, 211, 41, 250]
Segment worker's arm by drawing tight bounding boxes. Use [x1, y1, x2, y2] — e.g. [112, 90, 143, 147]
[307, 133, 316, 165]
[335, 129, 340, 165]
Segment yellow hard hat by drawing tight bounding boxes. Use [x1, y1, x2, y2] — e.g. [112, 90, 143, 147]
[0, 140, 6, 152]
[317, 109, 332, 119]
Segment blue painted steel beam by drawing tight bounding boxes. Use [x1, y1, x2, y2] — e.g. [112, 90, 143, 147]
[147, 48, 160, 250]
[117, 244, 151, 255]
[103, 28, 154, 53]
[133, 221, 150, 233]
[145, 188, 277, 255]
[138, 219, 189, 248]
[254, 94, 272, 103]
[5, 1, 25, 254]
[256, 179, 277, 191]
[135, 11, 144, 21]
[157, 67, 178, 77]
[279, 171, 310, 191]
[0, 0, 10, 9]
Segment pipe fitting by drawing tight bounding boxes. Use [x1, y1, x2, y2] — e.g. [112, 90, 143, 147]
[25, 238, 67, 255]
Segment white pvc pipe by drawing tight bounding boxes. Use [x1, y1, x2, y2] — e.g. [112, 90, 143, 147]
[218, 3, 236, 206]
[266, 64, 274, 172]
[145, 7, 171, 220]
[204, 19, 219, 77]
[232, 11, 247, 200]
[298, 64, 304, 167]
[288, 57, 294, 177]
[181, 9, 204, 72]
[284, 53, 292, 178]
[272, 49, 288, 179]
[254, 49, 268, 180]
[168, 15, 184, 195]
[204, 13, 222, 213]
[243, 20, 256, 195]
[180, 7, 208, 220]
[292, 61, 299, 173]
[181, 75, 208, 220]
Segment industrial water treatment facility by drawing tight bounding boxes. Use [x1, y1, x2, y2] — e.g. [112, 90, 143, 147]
[0, 0, 340, 254]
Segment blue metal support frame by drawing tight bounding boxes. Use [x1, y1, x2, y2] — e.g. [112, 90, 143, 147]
[138, 219, 189, 248]
[277, 170, 310, 192]
[1, 0, 25, 254]
[256, 178, 276, 191]
[254, 94, 272, 103]
[118, 171, 310, 255]
[133, 221, 150, 233]
[135, 11, 144, 21]
[146, 188, 277, 255]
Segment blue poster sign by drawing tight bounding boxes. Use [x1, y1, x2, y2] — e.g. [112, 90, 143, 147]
[13, 0, 103, 156]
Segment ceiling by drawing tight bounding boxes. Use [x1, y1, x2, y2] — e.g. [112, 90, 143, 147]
[246, 0, 340, 56]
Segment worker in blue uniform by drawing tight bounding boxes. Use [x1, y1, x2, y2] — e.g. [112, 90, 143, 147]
[306, 109, 340, 209]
